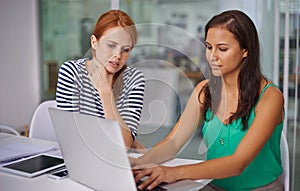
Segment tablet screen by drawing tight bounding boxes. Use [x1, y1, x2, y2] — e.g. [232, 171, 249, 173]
[1, 154, 64, 177]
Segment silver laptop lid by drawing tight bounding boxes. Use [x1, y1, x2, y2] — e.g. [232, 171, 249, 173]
[48, 108, 137, 191]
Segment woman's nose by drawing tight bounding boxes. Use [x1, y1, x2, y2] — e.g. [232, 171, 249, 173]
[208, 50, 217, 61]
[113, 49, 122, 59]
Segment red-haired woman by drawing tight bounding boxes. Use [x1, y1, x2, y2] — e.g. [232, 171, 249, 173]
[56, 10, 145, 150]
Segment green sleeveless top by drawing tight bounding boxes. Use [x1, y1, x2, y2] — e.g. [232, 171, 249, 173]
[202, 84, 283, 191]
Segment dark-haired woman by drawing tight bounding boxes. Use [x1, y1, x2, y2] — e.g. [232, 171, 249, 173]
[132, 10, 284, 191]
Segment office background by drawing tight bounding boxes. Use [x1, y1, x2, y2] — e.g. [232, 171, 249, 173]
[0, 0, 299, 190]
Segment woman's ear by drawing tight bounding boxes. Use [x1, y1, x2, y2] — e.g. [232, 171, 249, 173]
[90, 35, 98, 50]
[242, 49, 248, 58]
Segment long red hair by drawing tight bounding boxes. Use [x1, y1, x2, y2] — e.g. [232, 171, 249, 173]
[92, 9, 138, 46]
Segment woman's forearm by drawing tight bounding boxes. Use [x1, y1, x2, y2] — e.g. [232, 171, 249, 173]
[137, 137, 179, 165]
[138, 85, 204, 165]
[100, 90, 134, 148]
[177, 155, 244, 181]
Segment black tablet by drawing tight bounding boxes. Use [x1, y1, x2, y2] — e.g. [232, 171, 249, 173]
[0, 154, 64, 178]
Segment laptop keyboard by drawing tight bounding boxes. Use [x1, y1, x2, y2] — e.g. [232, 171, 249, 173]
[136, 180, 167, 191]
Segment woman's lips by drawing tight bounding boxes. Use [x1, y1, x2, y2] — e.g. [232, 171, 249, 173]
[108, 61, 119, 68]
[210, 64, 221, 70]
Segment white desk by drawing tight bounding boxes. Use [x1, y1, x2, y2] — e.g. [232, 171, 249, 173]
[0, 133, 92, 191]
[0, 133, 211, 191]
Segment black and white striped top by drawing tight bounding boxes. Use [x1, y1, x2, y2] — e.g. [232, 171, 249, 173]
[56, 59, 145, 138]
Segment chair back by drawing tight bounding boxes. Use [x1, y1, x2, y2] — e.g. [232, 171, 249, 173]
[29, 100, 58, 142]
[0, 125, 20, 136]
[280, 132, 289, 191]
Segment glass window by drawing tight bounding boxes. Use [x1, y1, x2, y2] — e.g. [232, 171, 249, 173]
[279, 1, 300, 191]
[39, 0, 110, 100]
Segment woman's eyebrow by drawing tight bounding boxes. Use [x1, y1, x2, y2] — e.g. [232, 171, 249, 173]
[206, 41, 229, 46]
[106, 40, 117, 44]
[216, 42, 230, 46]
[106, 40, 131, 48]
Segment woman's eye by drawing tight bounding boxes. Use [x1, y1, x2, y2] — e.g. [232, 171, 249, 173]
[219, 48, 228, 52]
[205, 44, 212, 49]
[108, 44, 116, 49]
[122, 47, 131, 53]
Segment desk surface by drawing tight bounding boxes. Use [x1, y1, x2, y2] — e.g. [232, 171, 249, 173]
[0, 133, 92, 191]
[0, 133, 210, 191]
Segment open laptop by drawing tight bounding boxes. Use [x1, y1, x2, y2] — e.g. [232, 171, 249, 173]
[48, 108, 207, 191]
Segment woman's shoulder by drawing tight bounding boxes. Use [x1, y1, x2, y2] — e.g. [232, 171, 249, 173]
[125, 66, 143, 74]
[258, 80, 284, 107]
[195, 79, 209, 92]
[255, 80, 284, 123]
[59, 59, 87, 76]
[60, 59, 85, 70]
[63, 58, 86, 66]
[124, 66, 145, 81]
[192, 80, 209, 104]
[260, 80, 283, 98]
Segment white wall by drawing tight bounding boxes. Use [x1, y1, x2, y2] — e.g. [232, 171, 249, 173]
[0, 0, 40, 130]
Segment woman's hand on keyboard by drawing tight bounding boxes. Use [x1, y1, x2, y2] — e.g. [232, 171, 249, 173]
[133, 165, 178, 191]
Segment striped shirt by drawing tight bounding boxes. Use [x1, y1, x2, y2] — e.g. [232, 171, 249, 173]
[56, 58, 145, 138]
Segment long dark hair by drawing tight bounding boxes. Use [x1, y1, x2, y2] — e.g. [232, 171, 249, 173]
[200, 10, 265, 130]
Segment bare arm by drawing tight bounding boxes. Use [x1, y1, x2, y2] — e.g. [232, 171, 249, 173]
[135, 81, 207, 165]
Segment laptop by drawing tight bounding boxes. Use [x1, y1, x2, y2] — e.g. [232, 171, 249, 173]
[48, 108, 207, 191]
